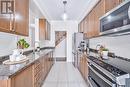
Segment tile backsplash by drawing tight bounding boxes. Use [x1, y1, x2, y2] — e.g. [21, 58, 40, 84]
[89, 34, 130, 59]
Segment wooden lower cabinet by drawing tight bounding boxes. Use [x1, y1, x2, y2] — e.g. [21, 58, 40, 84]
[79, 54, 88, 81]
[0, 51, 54, 87]
[33, 52, 53, 87]
[0, 80, 10, 87]
[11, 65, 33, 87]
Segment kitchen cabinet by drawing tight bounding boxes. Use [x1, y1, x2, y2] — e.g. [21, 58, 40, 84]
[46, 21, 51, 40]
[79, 0, 123, 38]
[0, 14, 13, 33]
[33, 52, 53, 87]
[88, 10, 95, 38]
[11, 65, 33, 87]
[14, 0, 29, 36]
[0, 65, 33, 87]
[0, 0, 29, 36]
[79, 21, 84, 33]
[39, 19, 46, 41]
[39, 19, 51, 41]
[105, 0, 122, 13]
[79, 54, 88, 81]
[33, 59, 43, 87]
[0, 80, 9, 87]
[92, 0, 105, 37]
[33, 51, 53, 87]
[81, 0, 105, 38]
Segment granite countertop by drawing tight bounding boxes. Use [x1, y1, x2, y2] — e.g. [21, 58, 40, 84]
[89, 52, 130, 74]
[0, 47, 54, 80]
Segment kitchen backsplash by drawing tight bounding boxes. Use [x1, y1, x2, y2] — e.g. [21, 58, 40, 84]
[89, 34, 130, 59]
[0, 32, 32, 57]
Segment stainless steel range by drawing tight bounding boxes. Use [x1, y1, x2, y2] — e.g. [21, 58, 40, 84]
[88, 56, 130, 87]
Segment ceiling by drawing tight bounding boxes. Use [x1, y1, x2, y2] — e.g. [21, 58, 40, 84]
[34, 0, 99, 22]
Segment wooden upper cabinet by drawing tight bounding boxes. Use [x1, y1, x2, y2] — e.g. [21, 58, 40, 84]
[79, 20, 85, 33]
[39, 19, 46, 41]
[89, 10, 95, 38]
[0, 0, 14, 33]
[39, 19, 50, 41]
[14, 0, 29, 36]
[104, 0, 121, 13]
[0, 14, 12, 33]
[79, 21, 83, 33]
[46, 21, 51, 40]
[0, 0, 29, 36]
[93, 0, 105, 37]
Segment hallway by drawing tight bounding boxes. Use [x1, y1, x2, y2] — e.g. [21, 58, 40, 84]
[42, 62, 89, 87]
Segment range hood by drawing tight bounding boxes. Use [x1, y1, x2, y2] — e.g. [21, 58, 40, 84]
[100, 0, 130, 36]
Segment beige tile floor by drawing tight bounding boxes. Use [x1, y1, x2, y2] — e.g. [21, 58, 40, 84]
[42, 62, 89, 87]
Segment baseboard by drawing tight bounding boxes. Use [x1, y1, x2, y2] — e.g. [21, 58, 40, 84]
[54, 57, 66, 61]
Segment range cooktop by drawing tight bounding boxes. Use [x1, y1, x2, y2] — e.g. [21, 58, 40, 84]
[89, 56, 127, 76]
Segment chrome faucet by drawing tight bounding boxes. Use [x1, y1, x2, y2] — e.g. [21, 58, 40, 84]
[35, 41, 41, 52]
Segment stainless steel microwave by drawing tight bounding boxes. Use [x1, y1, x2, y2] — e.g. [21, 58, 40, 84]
[100, 0, 130, 35]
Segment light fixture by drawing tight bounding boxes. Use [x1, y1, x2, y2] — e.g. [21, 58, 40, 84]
[62, 1, 68, 21]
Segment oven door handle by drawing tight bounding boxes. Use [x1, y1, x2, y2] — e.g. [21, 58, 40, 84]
[88, 65, 116, 87]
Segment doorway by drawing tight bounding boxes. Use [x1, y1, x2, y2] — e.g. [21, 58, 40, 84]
[54, 31, 67, 61]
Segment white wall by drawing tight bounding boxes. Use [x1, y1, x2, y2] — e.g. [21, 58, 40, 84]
[50, 21, 78, 62]
[0, 27, 33, 57]
[53, 38, 66, 58]
[89, 35, 130, 59]
[0, 32, 17, 57]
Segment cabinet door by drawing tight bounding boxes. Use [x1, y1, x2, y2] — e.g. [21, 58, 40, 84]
[45, 21, 51, 40]
[82, 19, 85, 33]
[94, 0, 105, 37]
[88, 10, 95, 38]
[14, 0, 29, 36]
[83, 17, 87, 33]
[0, 80, 9, 87]
[0, 0, 14, 33]
[105, 0, 120, 13]
[11, 66, 33, 87]
[39, 19, 46, 41]
[80, 21, 84, 33]
[79, 56, 84, 76]
[84, 57, 88, 80]
[0, 14, 14, 33]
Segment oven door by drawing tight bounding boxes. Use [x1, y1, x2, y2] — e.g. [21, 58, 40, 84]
[88, 64, 117, 87]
